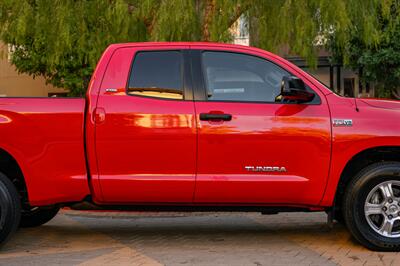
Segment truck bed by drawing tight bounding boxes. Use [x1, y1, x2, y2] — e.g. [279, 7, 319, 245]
[0, 98, 89, 205]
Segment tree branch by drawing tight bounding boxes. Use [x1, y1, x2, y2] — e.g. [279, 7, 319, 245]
[128, 2, 157, 37]
[227, 2, 251, 29]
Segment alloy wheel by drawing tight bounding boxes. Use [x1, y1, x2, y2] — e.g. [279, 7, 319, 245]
[364, 180, 400, 238]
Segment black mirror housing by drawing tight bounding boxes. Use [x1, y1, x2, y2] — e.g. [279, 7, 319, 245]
[277, 76, 315, 103]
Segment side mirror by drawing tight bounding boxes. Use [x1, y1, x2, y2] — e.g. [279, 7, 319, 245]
[276, 76, 315, 103]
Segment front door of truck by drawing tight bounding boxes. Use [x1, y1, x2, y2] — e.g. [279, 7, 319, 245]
[191, 48, 332, 205]
[94, 46, 196, 203]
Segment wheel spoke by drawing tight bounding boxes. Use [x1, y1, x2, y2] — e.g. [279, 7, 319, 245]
[379, 218, 394, 236]
[379, 183, 394, 200]
[365, 202, 383, 216]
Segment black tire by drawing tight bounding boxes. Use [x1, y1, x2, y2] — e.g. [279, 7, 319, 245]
[343, 162, 400, 251]
[0, 172, 21, 246]
[20, 206, 60, 228]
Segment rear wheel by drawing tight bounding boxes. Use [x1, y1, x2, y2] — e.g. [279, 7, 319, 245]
[0, 172, 21, 246]
[343, 162, 400, 251]
[20, 206, 60, 228]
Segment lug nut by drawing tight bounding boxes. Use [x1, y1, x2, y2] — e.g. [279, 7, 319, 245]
[389, 198, 393, 203]
[383, 207, 387, 211]
[388, 215, 393, 219]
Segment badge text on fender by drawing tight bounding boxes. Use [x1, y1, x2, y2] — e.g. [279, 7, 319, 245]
[245, 166, 287, 172]
[332, 119, 353, 127]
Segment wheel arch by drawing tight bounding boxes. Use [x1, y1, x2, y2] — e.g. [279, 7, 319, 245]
[333, 146, 400, 213]
[0, 147, 29, 206]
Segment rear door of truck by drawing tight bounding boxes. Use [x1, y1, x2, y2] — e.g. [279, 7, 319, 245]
[94, 45, 196, 203]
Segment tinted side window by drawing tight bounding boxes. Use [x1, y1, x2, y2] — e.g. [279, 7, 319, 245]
[202, 52, 290, 102]
[128, 51, 183, 99]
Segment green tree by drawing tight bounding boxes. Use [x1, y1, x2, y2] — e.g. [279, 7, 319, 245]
[0, 0, 391, 96]
[331, 2, 400, 98]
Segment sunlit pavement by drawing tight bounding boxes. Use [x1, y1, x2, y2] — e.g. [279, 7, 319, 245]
[1, 209, 400, 266]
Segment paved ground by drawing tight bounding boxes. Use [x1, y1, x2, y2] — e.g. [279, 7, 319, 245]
[0, 210, 399, 266]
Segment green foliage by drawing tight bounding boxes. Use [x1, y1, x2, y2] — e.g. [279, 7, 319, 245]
[0, 0, 392, 96]
[0, 0, 148, 96]
[332, 1, 400, 98]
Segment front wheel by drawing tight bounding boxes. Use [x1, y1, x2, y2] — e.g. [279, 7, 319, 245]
[20, 206, 60, 228]
[343, 162, 400, 251]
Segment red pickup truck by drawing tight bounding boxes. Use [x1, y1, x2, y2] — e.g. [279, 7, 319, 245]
[0, 42, 399, 251]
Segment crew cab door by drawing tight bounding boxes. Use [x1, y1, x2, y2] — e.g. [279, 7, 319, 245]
[94, 46, 196, 203]
[191, 48, 331, 205]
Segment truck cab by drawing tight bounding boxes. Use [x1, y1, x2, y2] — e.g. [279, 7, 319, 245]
[89, 43, 331, 206]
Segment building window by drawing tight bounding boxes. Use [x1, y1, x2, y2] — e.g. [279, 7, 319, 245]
[344, 78, 355, 97]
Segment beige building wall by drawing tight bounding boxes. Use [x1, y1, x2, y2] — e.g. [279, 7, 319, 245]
[0, 43, 67, 97]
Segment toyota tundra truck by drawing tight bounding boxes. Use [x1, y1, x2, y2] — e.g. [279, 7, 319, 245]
[0, 42, 400, 251]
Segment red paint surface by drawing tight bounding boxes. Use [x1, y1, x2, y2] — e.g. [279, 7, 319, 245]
[0, 98, 89, 205]
[0, 42, 399, 208]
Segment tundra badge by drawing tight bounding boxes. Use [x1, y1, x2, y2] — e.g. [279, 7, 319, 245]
[245, 166, 287, 172]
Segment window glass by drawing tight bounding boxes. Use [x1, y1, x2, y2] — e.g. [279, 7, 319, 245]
[202, 52, 290, 102]
[128, 51, 183, 99]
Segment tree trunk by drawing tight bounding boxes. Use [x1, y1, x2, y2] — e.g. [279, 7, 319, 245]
[202, 0, 216, 41]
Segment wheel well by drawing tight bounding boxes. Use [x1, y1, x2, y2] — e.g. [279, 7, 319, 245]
[0, 149, 28, 205]
[334, 146, 400, 214]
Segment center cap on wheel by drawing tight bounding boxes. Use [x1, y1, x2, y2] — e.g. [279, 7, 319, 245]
[389, 204, 398, 213]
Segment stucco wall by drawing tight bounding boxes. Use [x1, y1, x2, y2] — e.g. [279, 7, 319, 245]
[0, 43, 67, 97]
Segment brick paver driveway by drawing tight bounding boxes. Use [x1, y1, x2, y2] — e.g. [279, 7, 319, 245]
[0, 209, 399, 265]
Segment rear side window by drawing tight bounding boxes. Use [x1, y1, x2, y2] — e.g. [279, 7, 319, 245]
[202, 51, 290, 102]
[128, 51, 183, 100]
